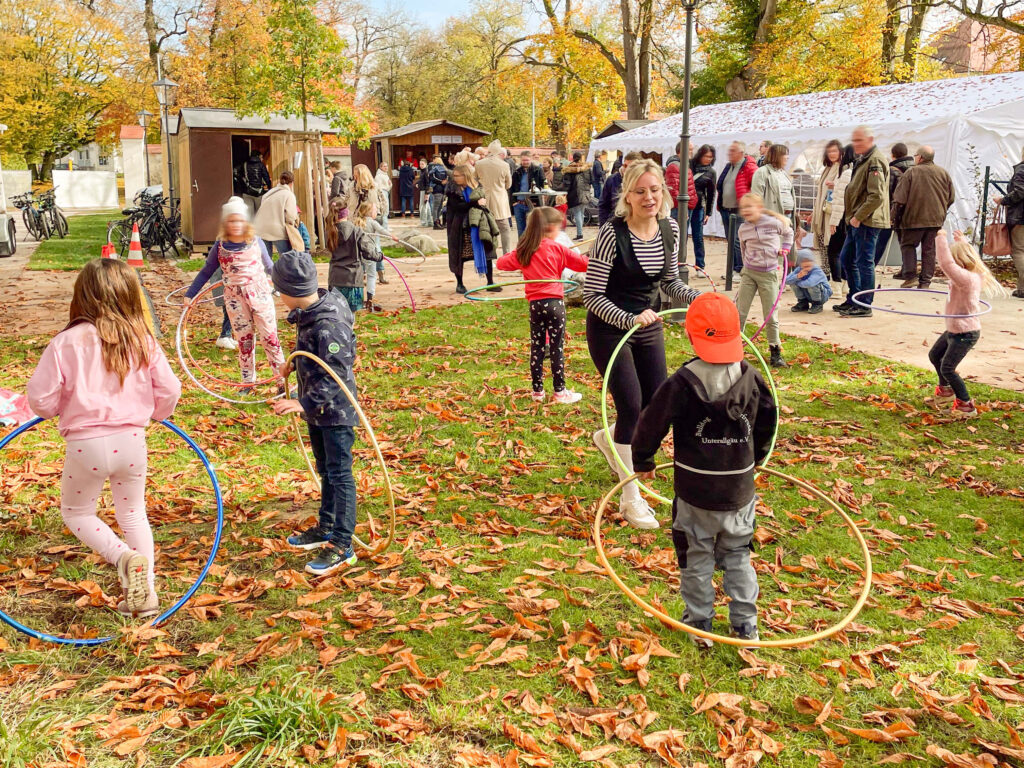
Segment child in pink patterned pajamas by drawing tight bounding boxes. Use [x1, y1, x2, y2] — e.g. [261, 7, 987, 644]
[27, 259, 181, 618]
[184, 197, 285, 385]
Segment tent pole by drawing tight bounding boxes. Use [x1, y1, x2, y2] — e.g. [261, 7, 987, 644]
[676, 0, 697, 283]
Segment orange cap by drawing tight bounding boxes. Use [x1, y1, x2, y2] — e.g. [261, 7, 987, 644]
[685, 292, 743, 364]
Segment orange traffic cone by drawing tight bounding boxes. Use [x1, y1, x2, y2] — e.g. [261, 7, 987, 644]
[101, 242, 114, 259]
[126, 223, 144, 268]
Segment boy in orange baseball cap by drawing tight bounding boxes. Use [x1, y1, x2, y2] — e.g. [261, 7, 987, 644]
[631, 293, 776, 647]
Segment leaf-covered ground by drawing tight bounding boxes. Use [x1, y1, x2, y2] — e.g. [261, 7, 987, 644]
[2, 299, 1024, 768]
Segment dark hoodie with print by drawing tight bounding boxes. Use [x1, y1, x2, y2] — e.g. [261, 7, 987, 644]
[632, 359, 776, 511]
[287, 289, 358, 427]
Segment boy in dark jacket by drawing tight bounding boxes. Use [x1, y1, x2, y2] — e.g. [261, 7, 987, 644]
[271, 250, 361, 577]
[631, 293, 776, 647]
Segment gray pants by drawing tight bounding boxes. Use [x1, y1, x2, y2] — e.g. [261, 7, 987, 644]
[735, 267, 781, 346]
[496, 217, 513, 255]
[673, 497, 758, 630]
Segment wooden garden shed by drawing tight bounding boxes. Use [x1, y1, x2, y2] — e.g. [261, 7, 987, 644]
[349, 120, 489, 209]
[172, 108, 337, 249]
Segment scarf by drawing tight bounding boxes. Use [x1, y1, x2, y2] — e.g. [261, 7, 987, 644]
[464, 187, 487, 275]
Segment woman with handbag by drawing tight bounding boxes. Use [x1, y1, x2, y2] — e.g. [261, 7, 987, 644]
[253, 171, 300, 257]
[811, 140, 843, 279]
[992, 147, 1024, 298]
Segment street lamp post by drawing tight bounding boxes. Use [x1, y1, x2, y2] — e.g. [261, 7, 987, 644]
[676, 0, 698, 283]
[137, 109, 153, 188]
[152, 70, 179, 217]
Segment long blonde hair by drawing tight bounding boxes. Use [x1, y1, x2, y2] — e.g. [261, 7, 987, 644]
[950, 238, 1006, 297]
[352, 199, 377, 229]
[614, 158, 671, 220]
[453, 163, 478, 189]
[68, 259, 153, 385]
[352, 163, 374, 192]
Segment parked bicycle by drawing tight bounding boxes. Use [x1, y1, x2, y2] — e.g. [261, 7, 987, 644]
[107, 190, 183, 259]
[37, 188, 68, 239]
[10, 192, 48, 241]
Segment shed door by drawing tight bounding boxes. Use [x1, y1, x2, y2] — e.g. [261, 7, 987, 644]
[189, 131, 233, 244]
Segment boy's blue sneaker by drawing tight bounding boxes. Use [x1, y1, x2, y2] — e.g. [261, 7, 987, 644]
[730, 622, 760, 650]
[305, 544, 357, 577]
[287, 527, 328, 550]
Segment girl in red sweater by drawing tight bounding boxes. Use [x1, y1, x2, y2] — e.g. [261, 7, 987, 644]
[497, 207, 589, 404]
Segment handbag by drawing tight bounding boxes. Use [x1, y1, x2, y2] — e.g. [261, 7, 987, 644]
[983, 205, 1011, 257]
[285, 222, 305, 252]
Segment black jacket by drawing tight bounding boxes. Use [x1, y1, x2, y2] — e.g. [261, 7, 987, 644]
[288, 290, 358, 428]
[427, 162, 448, 193]
[889, 156, 915, 198]
[598, 172, 623, 225]
[691, 163, 718, 218]
[511, 165, 546, 197]
[398, 164, 416, 197]
[240, 157, 271, 197]
[1002, 161, 1024, 228]
[564, 162, 593, 208]
[632, 360, 776, 511]
[328, 221, 380, 289]
[592, 158, 606, 184]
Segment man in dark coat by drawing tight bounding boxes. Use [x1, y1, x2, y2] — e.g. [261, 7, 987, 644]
[598, 151, 641, 225]
[510, 151, 546, 235]
[592, 150, 607, 200]
[239, 149, 271, 217]
[398, 161, 416, 217]
[891, 146, 954, 289]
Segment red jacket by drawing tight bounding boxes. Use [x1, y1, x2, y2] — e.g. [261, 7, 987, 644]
[665, 158, 698, 210]
[716, 155, 757, 210]
[496, 239, 589, 301]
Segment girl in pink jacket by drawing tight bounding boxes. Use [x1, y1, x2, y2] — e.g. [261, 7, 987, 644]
[496, 206, 589, 403]
[27, 259, 181, 619]
[928, 232, 1005, 417]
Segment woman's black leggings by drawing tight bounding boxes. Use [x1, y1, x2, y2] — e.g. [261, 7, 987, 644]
[453, 258, 494, 285]
[529, 298, 566, 393]
[586, 312, 668, 444]
[928, 330, 980, 402]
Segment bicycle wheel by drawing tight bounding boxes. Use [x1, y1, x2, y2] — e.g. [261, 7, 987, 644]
[37, 210, 52, 240]
[54, 210, 68, 238]
[107, 221, 131, 258]
[22, 208, 40, 241]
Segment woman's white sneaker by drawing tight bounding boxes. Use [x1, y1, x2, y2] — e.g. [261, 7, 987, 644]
[620, 496, 659, 529]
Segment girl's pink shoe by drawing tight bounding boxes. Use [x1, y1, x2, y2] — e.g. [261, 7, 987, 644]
[551, 389, 582, 405]
[931, 385, 955, 408]
[952, 399, 978, 418]
[531, 391, 545, 403]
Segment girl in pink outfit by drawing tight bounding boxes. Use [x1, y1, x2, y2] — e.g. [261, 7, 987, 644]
[184, 196, 285, 386]
[928, 232, 1005, 417]
[27, 259, 181, 618]
[496, 206, 589, 404]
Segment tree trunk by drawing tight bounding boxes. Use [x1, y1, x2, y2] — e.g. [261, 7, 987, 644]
[39, 152, 56, 183]
[724, 0, 778, 100]
[881, 0, 900, 81]
[619, 0, 643, 118]
[899, 1, 931, 80]
[143, 0, 160, 73]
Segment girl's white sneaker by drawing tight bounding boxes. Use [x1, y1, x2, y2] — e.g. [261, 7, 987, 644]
[215, 336, 238, 351]
[620, 496, 659, 529]
[116, 551, 153, 617]
[551, 389, 582, 404]
[531, 391, 545, 403]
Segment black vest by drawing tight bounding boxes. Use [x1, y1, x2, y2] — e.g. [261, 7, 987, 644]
[605, 217, 675, 315]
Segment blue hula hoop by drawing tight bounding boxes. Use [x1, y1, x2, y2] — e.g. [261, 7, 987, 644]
[0, 417, 224, 647]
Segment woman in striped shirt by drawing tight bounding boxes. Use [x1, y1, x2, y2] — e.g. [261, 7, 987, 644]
[584, 158, 701, 531]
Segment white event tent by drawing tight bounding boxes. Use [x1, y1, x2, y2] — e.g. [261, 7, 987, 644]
[587, 72, 1024, 239]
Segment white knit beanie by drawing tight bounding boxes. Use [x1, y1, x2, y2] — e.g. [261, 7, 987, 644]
[222, 196, 249, 221]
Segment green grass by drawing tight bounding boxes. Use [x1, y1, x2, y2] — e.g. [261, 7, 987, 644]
[1, 301, 1023, 767]
[175, 257, 205, 271]
[28, 212, 121, 271]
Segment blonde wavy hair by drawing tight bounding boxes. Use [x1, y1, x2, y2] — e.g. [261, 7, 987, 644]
[614, 158, 671, 220]
[215, 216, 256, 244]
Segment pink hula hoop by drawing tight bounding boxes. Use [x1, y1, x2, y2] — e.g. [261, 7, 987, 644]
[748, 270, 787, 342]
[684, 263, 717, 292]
[380, 255, 416, 312]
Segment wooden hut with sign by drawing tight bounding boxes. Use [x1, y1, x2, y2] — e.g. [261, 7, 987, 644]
[171, 107, 337, 250]
[349, 120, 490, 210]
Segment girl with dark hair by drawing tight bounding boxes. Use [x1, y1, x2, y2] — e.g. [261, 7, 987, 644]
[496, 207, 589, 403]
[812, 139, 844, 278]
[689, 145, 717, 269]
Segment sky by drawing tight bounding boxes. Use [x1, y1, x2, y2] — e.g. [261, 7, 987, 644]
[366, 0, 472, 27]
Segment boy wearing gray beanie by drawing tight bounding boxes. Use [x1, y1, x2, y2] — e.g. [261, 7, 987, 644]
[271, 250, 361, 576]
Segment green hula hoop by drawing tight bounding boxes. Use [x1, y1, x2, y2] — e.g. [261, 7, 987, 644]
[600, 307, 780, 505]
[463, 279, 581, 302]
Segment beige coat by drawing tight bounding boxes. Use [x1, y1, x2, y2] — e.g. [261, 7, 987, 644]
[475, 154, 512, 220]
[829, 167, 853, 229]
[252, 184, 298, 241]
[811, 163, 839, 236]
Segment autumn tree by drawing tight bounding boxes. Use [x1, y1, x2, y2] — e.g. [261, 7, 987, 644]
[242, 0, 369, 139]
[0, 0, 127, 179]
